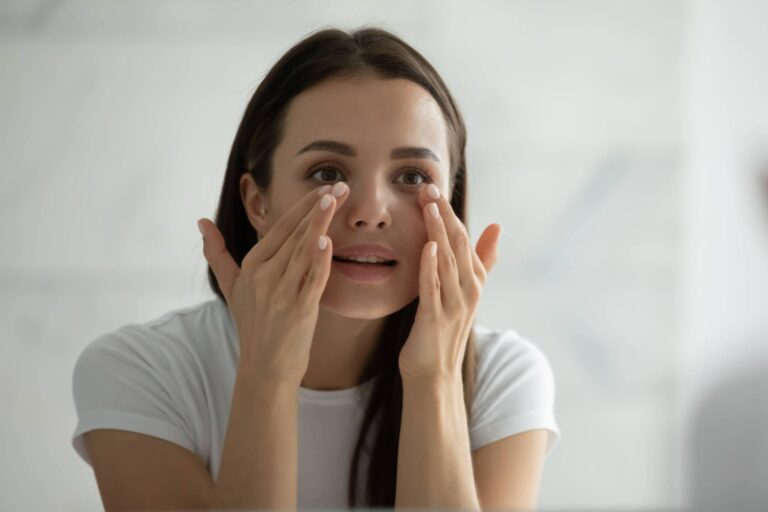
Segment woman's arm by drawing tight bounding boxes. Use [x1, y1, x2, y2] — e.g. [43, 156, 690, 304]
[396, 375, 481, 511]
[212, 363, 299, 509]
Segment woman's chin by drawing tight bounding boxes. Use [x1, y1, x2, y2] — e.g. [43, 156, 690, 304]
[319, 291, 415, 319]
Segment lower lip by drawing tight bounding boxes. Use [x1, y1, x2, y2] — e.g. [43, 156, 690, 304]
[332, 260, 398, 282]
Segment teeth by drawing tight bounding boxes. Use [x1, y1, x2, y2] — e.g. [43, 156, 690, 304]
[336, 255, 391, 264]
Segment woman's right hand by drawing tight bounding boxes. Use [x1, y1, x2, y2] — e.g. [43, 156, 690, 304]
[198, 181, 349, 385]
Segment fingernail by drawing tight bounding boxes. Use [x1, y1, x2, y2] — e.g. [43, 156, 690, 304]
[317, 185, 332, 196]
[320, 194, 333, 210]
[318, 235, 328, 251]
[429, 202, 439, 219]
[427, 184, 440, 200]
[332, 182, 348, 197]
[197, 220, 204, 236]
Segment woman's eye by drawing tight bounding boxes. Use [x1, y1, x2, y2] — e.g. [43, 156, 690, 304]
[308, 166, 432, 186]
[310, 166, 343, 183]
[397, 170, 431, 186]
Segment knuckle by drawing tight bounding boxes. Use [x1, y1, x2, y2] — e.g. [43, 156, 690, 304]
[251, 261, 270, 282]
[444, 251, 457, 270]
[292, 225, 305, 244]
[431, 273, 441, 293]
[478, 265, 488, 284]
[467, 281, 481, 303]
[452, 231, 468, 251]
[304, 267, 322, 289]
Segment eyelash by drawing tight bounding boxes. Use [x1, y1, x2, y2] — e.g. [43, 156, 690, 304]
[307, 165, 434, 187]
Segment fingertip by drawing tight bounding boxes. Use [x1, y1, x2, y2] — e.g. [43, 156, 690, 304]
[197, 219, 205, 237]
[331, 181, 348, 198]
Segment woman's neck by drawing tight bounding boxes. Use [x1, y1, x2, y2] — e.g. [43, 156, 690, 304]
[300, 309, 386, 391]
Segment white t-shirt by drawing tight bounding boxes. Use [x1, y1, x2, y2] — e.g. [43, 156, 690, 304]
[71, 298, 561, 508]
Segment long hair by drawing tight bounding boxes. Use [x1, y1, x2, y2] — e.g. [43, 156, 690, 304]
[205, 25, 478, 507]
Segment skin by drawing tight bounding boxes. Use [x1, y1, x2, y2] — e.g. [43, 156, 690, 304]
[239, 75, 453, 390]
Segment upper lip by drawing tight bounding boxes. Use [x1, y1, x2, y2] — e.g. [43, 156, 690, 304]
[333, 244, 398, 261]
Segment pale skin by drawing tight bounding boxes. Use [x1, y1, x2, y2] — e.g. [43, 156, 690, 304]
[240, 75, 548, 510]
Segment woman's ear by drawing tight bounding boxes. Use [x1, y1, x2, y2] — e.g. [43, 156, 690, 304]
[239, 172, 269, 233]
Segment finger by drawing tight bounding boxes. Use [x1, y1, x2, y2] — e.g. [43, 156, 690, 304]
[244, 183, 334, 267]
[420, 184, 476, 295]
[422, 200, 462, 311]
[280, 189, 342, 297]
[271, 182, 348, 278]
[418, 240, 441, 316]
[475, 224, 502, 279]
[297, 234, 334, 309]
[198, 218, 239, 302]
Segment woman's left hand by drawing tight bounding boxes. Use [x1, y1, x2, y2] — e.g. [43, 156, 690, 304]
[398, 183, 502, 382]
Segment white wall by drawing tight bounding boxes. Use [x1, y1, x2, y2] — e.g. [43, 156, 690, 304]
[679, 0, 768, 509]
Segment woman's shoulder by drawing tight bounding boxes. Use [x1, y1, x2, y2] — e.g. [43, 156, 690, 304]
[469, 323, 561, 455]
[469, 323, 557, 425]
[471, 323, 552, 371]
[70, 300, 230, 466]
[78, 298, 235, 366]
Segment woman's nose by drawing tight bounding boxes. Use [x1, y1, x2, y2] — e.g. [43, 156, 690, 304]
[341, 182, 392, 230]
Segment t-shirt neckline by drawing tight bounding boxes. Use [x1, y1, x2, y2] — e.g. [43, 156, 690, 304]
[298, 375, 378, 404]
[216, 298, 378, 405]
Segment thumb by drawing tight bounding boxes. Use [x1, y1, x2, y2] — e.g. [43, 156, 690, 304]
[198, 218, 240, 301]
[475, 224, 501, 274]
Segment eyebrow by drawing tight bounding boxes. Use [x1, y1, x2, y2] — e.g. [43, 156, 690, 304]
[296, 140, 440, 163]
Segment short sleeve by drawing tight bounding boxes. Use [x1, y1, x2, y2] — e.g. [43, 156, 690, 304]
[71, 329, 197, 466]
[470, 328, 561, 457]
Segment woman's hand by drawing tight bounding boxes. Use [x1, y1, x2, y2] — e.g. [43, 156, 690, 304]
[398, 183, 502, 382]
[198, 181, 349, 385]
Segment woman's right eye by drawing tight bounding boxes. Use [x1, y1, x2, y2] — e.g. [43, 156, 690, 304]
[309, 166, 344, 183]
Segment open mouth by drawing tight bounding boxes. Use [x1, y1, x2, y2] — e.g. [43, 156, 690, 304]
[332, 256, 398, 267]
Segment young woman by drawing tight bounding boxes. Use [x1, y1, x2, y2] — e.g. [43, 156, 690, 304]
[72, 26, 561, 510]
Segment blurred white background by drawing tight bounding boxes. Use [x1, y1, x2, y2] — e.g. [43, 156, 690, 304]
[1, 0, 767, 510]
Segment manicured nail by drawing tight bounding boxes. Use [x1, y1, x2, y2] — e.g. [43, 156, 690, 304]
[318, 235, 328, 251]
[317, 185, 332, 196]
[332, 182, 348, 197]
[427, 184, 440, 200]
[429, 202, 439, 219]
[320, 194, 333, 210]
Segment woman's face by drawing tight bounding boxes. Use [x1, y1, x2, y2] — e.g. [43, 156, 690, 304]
[243, 76, 452, 319]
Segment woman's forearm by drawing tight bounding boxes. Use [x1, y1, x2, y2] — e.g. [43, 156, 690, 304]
[212, 363, 299, 510]
[395, 375, 481, 510]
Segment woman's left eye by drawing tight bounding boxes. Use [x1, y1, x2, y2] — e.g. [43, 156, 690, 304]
[396, 169, 432, 185]
[308, 166, 432, 186]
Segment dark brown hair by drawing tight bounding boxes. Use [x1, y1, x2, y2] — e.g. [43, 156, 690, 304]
[206, 25, 478, 507]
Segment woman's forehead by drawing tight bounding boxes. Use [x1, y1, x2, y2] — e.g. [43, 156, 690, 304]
[280, 77, 450, 163]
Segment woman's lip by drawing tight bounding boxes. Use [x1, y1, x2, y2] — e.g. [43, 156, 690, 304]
[332, 244, 398, 261]
[332, 259, 398, 282]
